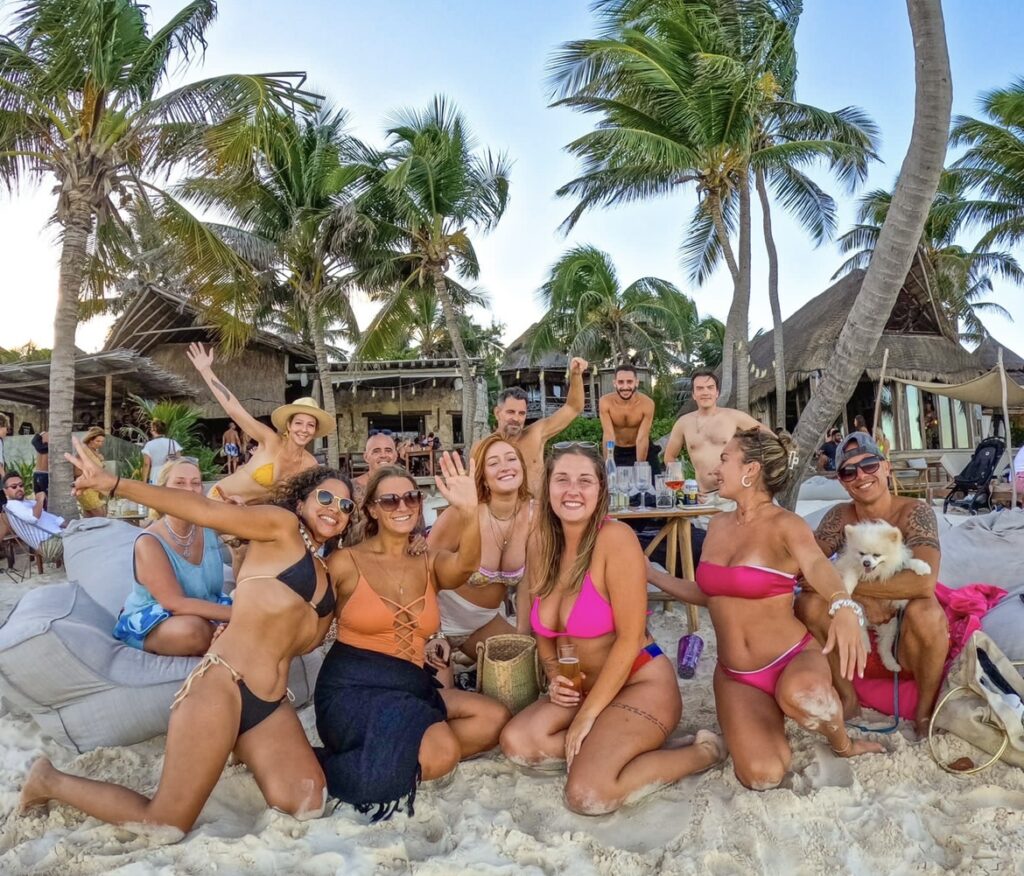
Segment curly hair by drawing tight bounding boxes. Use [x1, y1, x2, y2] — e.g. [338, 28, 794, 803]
[733, 427, 798, 497]
[361, 464, 417, 539]
[270, 466, 351, 511]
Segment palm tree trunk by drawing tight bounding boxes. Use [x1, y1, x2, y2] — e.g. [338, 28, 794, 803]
[307, 295, 339, 468]
[756, 168, 787, 429]
[708, 195, 742, 402]
[48, 190, 95, 519]
[782, 0, 951, 508]
[727, 172, 752, 413]
[431, 266, 477, 445]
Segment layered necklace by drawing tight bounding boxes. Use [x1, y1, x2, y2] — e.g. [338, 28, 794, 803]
[298, 520, 328, 575]
[164, 518, 197, 554]
[487, 499, 520, 558]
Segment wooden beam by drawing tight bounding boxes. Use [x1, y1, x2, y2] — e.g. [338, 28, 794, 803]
[104, 375, 113, 430]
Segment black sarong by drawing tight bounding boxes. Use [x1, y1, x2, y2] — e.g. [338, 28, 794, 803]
[314, 641, 447, 821]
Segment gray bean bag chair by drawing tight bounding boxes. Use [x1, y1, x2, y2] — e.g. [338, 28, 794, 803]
[0, 518, 321, 752]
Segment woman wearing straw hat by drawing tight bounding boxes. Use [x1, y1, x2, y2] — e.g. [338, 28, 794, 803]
[187, 343, 335, 503]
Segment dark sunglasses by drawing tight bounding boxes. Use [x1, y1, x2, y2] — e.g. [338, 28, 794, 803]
[553, 441, 598, 451]
[373, 490, 422, 511]
[368, 428, 394, 437]
[837, 458, 883, 482]
[315, 489, 355, 514]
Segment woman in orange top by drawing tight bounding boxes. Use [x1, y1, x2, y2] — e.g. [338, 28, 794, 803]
[317, 454, 511, 820]
[187, 342, 334, 503]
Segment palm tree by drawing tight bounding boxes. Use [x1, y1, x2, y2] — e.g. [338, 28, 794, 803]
[358, 282, 489, 360]
[785, 0, 952, 505]
[528, 245, 698, 374]
[949, 78, 1024, 254]
[835, 170, 1019, 343]
[363, 96, 511, 444]
[0, 0, 314, 514]
[172, 107, 366, 466]
[552, 0, 877, 419]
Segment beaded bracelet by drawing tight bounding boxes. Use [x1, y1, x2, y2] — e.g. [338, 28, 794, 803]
[828, 597, 866, 628]
[109, 475, 121, 497]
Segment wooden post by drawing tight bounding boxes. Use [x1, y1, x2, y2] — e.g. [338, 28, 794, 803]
[539, 369, 547, 418]
[999, 350, 1016, 507]
[103, 375, 113, 431]
[872, 348, 889, 434]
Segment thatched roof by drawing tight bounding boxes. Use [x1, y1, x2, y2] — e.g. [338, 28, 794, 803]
[499, 323, 572, 372]
[105, 285, 314, 362]
[973, 334, 1024, 375]
[747, 270, 985, 403]
[0, 349, 194, 407]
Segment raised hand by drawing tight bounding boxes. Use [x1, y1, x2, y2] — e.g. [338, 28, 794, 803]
[434, 451, 477, 515]
[65, 437, 118, 496]
[569, 356, 589, 376]
[186, 342, 215, 374]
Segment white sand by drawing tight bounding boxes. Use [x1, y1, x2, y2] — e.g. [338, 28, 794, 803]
[2, 575, 1023, 875]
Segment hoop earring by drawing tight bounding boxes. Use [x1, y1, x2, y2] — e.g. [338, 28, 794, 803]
[741, 475, 753, 488]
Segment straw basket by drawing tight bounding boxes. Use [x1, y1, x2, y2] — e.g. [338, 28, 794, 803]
[476, 634, 543, 715]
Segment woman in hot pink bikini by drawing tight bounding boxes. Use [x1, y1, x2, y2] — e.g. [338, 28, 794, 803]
[648, 428, 884, 790]
[500, 443, 724, 814]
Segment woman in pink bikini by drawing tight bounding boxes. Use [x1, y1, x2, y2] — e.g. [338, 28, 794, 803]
[648, 428, 884, 790]
[500, 443, 724, 814]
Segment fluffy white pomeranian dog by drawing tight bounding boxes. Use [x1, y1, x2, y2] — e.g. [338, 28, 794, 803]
[833, 521, 931, 673]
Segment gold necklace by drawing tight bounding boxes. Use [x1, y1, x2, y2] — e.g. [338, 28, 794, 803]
[487, 502, 518, 551]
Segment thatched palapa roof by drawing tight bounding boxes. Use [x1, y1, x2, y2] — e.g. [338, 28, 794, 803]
[746, 270, 985, 404]
[973, 335, 1024, 377]
[499, 323, 573, 372]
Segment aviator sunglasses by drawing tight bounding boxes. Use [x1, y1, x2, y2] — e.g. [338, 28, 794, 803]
[552, 441, 598, 451]
[315, 489, 355, 514]
[837, 457, 883, 482]
[373, 490, 423, 511]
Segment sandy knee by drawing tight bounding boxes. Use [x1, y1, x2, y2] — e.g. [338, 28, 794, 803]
[734, 758, 787, 791]
[781, 682, 840, 731]
[420, 723, 460, 780]
[564, 775, 619, 816]
[264, 773, 327, 819]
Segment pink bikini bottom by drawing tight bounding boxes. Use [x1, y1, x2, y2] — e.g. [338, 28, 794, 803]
[720, 632, 814, 697]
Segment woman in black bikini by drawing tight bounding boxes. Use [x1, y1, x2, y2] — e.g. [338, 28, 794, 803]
[20, 438, 352, 833]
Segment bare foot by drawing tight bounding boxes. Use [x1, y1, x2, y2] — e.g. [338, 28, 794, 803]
[833, 738, 885, 759]
[693, 729, 727, 771]
[20, 757, 54, 813]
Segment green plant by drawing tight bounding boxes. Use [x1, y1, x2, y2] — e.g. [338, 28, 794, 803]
[132, 396, 223, 479]
[6, 456, 36, 494]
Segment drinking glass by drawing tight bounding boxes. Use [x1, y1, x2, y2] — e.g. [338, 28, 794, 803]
[655, 475, 674, 509]
[557, 642, 583, 694]
[664, 461, 684, 492]
[633, 462, 652, 492]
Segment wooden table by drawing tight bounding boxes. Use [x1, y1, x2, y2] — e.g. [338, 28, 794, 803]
[609, 504, 721, 633]
[403, 448, 435, 476]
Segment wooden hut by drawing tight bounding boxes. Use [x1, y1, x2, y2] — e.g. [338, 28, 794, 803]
[104, 286, 316, 425]
[745, 269, 987, 453]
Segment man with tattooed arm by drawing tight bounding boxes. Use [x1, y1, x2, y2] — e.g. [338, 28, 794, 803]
[795, 432, 948, 737]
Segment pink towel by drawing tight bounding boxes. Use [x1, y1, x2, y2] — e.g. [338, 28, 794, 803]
[851, 582, 1008, 719]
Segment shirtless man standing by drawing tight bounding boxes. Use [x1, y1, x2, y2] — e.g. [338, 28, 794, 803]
[599, 364, 657, 471]
[477, 356, 589, 497]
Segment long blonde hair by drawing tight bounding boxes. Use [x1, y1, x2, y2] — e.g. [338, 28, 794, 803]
[471, 434, 531, 504]
[532, 445, 608, 599]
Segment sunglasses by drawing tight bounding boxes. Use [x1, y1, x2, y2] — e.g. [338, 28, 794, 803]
[837, 458, 883, 482]
[368, 429, 394, 437]
[315, 489, 355, 515]
[552, 441, 598, 451]
[373, 490, 423, 511]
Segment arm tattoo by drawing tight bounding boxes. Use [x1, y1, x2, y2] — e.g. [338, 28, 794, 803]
[815, 506, 846, 558]
[211, 379, 235, 403]
[904, 502, 940, 550]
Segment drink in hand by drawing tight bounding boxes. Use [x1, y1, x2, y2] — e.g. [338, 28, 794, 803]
[558, 642, 583, 694]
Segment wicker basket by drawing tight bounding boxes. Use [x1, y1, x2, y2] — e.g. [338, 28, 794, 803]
[476, 634, 542, 715]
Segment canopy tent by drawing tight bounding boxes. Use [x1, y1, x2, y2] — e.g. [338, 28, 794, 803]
[891, 354, 1020, 506]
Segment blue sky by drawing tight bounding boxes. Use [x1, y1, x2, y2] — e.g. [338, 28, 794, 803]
[2, 0, 1022, 358]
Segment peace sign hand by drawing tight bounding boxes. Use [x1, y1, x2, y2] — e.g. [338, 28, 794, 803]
[186, 342, 215, 375]
[65, 437, 118, 496]
[434, 451, 477, 515]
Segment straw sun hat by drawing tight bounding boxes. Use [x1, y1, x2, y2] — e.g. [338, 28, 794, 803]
[271, 397, 336, 439]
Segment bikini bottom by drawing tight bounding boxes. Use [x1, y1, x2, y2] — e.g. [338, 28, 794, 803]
[171, 652, 288, 735]
[720, 633, 814, 697]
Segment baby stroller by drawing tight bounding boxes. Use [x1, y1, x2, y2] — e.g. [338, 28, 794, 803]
[943, 437, 1006, 514]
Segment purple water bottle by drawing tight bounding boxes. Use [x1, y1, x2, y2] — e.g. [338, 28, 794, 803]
[676, 634, 704, 679]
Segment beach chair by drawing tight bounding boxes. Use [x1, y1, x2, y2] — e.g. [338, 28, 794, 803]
[943, 437, 1005, 515]
[1, 511, 43, 582]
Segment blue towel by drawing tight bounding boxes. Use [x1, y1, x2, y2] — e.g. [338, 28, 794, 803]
[314, 641, 447, 821]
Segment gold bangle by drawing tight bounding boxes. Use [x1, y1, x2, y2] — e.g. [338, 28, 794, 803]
[827, 590, 848, 605]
